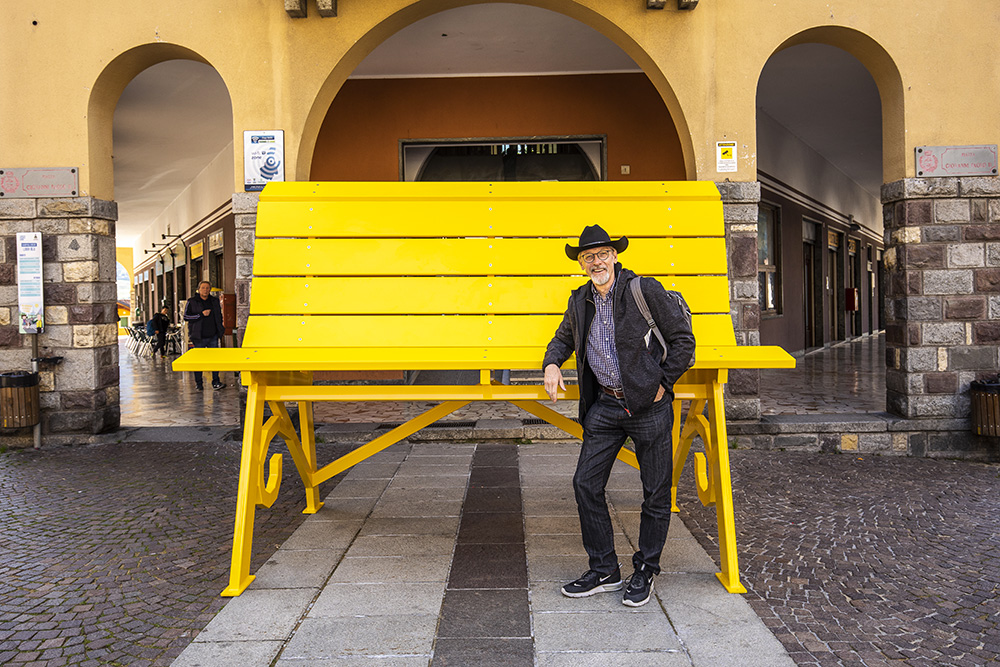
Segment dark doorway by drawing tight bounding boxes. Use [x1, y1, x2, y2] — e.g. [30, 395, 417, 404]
[803, 240, 821, 349]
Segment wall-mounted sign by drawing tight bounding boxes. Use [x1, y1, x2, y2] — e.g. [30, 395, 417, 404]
[155, 259, 164, 277]
[716, 141, 737, 173]
[208, 230, 224, 251]
[848, 239, 857, 254]
[828, 230, 840, 249]
[16, 233, 44, 333]
[244, 130, 284, 191]
[916, 145, 998, 177]
[190, 241, 204, 260]
[172, 244, 186, 266]
[1, 168, 78, 198]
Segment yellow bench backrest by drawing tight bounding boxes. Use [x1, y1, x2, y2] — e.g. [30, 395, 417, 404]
[243, 181, 735, 353]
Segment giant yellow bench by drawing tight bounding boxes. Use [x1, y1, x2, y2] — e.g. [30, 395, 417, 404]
[173, 180, 795, 597]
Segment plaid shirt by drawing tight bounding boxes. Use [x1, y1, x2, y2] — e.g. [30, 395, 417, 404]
[586, 283, 623, 390]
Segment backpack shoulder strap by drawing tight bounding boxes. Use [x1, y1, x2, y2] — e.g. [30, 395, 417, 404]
[629, 276, 668, 364]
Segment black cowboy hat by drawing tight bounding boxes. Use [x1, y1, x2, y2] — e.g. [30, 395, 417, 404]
[565, 224, 629, 260]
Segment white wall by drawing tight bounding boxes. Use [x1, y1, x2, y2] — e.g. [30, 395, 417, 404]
[132, 141, 235, 269]
[757, 111, 882, 236]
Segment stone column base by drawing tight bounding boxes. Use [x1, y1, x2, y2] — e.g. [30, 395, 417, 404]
[0, 196, 120, 442]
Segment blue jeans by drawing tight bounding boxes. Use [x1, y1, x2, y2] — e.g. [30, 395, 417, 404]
[573, 391, 673, 575]
[191, 336, 221, 387]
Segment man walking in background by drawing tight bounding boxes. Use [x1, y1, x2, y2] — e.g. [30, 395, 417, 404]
[184, 280, 225, 391]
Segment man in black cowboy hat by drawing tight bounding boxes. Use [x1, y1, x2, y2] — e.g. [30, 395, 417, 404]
[543, 224, 695, 607]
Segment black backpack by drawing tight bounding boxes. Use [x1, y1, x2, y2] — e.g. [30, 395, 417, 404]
[146, 317, 156, 336]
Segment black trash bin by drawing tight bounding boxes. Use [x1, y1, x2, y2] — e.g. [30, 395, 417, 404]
[0, 371, 40, 428]
[970, 378, 1000, 436]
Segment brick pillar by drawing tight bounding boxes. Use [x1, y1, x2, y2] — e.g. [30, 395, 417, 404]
[0, 197, 120, 438]
[882, 177, 1000, 419]
[716, 181, 762, 420]
[232, 191, 260, 346]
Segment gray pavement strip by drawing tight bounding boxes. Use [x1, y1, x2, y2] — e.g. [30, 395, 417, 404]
[276, 656, 431, 666]
[192, 588, 319, 643]
[532, 611, 682, 652]
[327, 554, 453, 584]
[310, 582, 447, 618]
[536, 651, 691, 667]
[171, 640, 285, 667]
[346, 534, 457, 557]
[279, 615, 439, 659]
[248, 549, 341, 590]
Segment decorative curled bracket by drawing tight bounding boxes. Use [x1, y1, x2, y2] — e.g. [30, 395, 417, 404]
[254, 401, 305, 508]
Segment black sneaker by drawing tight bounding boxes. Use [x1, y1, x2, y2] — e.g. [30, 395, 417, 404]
[195, 385, 203, 391]
[622, 565, 654, 607]
[561, 566, 623, 598]
[212, 381, 224, 390]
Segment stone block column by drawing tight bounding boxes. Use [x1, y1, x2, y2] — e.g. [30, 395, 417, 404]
[882, 177, 1000, 419]
[0, 197, 120, 437]
[233, 191, 260, 346]
[716, 181, 762, 420]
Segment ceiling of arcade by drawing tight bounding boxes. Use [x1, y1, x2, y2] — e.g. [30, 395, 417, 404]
[116, 3, 881, 248]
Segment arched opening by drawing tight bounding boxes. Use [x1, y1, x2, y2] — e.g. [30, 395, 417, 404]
[755, 30, 903, 417]
[303, 3, 690, 183]
[93, 49, 236, 426]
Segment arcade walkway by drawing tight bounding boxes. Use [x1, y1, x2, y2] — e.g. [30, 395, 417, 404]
[119, 333, 888, 428]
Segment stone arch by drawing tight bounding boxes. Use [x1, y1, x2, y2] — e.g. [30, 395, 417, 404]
[767, 26, 905, 183]
[294, 1, 697, 181]
[86, 43, 229, 200]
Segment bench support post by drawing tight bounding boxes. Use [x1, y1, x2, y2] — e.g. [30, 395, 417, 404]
[706, 375, 745, 593]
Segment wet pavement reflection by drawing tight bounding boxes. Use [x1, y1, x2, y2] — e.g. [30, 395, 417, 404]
[119, 333, 888, 427]
[759, 333, 886, 415]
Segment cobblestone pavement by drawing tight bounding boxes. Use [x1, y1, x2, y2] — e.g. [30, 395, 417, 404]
[678, 450, 1000, 666]
[0, 439, 351, 666]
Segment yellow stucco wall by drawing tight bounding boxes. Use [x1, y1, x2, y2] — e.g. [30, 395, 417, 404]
[2, 1, 996, 197]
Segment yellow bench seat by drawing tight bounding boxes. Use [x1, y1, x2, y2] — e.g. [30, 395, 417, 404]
[174, 344, 794, 373]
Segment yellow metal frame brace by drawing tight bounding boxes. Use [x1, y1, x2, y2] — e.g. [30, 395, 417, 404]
[220, 369, 744, 596]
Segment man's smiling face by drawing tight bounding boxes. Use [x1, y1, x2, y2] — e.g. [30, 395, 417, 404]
[578, 246, 617, 288]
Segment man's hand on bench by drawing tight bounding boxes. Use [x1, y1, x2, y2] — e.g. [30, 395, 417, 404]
[544, 364, 566, 403]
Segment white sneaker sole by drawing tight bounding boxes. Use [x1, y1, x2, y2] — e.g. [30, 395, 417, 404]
[622, 579, 654, 607]
[561, 580, 624, 598]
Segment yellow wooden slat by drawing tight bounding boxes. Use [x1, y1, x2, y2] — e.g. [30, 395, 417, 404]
[261, 180, 723, 203]
[240, 313, 735, 349]
[257, 181, 723, 238]
[252, 237, 728, 277]
[257, 199, 724, 239]
[249, 275, 732, 315]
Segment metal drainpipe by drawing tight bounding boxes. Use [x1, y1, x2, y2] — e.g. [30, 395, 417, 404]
[31, 334, 40, 449]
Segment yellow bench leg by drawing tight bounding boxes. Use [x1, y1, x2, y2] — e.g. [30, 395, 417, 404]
[704, 378, 746, 594]
[223, 380, 270, 597]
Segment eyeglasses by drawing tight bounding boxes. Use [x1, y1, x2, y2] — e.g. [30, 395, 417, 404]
[579, 249, 612, 264]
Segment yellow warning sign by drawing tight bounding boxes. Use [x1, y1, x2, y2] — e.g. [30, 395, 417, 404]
[716, 141, 737, 173]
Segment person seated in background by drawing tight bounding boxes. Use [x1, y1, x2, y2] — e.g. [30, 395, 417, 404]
[150, 307, 172, 358]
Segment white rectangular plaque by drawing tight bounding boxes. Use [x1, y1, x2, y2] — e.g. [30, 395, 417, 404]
[916, 145, 997, 177]
[244, 130, 285, 191]
[16, 232, 44, 333]
[1, 168, 79, 198]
